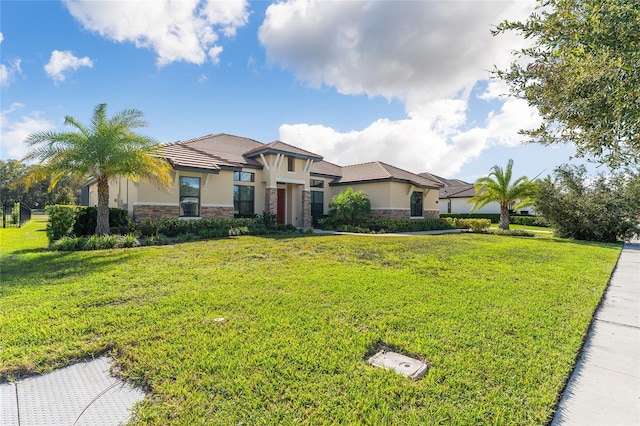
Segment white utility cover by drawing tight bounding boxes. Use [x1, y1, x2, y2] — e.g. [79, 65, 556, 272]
[367, 351, 429, 381]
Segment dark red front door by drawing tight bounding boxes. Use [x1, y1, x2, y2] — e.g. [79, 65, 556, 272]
[277, 189, 285, 225]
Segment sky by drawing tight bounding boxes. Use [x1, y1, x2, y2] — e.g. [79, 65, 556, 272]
[0, 0, 593, 182]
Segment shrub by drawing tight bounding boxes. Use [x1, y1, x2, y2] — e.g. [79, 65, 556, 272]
[441, 213, 501, 223]
[144, 234, 171, 246]
[509, 216, 550, 227]
[316, 216, 337, 230]
[256, 211, 278, 229]
[51, 236, 85, 251]
[10, 202, 20, 225]
[73, 206, 129, 237]
[337, 225, 374, 233]
[229, 226, 250, 237]
[117, 234, 140, 248]
[197, 228, 228, 239]
[448, 218, 492, 231]
[535, 165, 640, 242]
[329, 187, 371, 226]
[45, 205, 79, 242]
[176, 232, 199, 243]
[478, 228, 535, 237]
[83, 234, 118, 250]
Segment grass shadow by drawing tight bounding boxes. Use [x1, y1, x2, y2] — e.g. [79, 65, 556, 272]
[0, 248, 145, 288]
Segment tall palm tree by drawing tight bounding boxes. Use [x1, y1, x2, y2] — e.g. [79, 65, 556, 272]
[468, 159, 533, 230]
[24, 103, 172, 235]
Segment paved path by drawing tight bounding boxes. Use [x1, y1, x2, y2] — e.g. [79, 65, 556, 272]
[1, 357, 145, 426]
[552, 238, 640, 425]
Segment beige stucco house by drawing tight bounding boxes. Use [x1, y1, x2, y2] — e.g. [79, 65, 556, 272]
[419, 172, 534, 215]
[87, 133, 442, 227]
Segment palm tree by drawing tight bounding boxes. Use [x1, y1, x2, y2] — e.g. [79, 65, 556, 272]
[24, 103, 172, 235]
[468, 159, 533, 230]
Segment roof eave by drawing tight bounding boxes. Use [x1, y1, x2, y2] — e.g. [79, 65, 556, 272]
[245, 149, 323, 162]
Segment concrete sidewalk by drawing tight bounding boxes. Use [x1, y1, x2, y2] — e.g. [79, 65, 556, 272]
[552, 238, 640, 425]
[1, 357, 145, 426]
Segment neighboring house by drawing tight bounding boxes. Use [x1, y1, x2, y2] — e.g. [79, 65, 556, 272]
[87, 133, 443, 227]
[419, 172, 534, 215]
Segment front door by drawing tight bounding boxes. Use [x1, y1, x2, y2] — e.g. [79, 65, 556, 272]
[277, 188, 286, 224]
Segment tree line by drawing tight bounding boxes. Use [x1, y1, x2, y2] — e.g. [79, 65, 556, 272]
[0, 159, 80, 209]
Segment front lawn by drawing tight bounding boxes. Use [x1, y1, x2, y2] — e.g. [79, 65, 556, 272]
[0, 219, 621, 424]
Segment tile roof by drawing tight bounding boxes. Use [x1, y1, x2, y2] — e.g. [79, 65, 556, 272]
[334, 162, 442, 188]
[244, 140, 323, 160]
[161, 133, 263, 170]
[310, 160, 343, 177]
[160, 133, 444, 190]
[418, 172, 477, 198]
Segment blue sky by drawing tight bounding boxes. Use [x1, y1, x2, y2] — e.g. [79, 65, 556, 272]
[1, 0, 590, 182]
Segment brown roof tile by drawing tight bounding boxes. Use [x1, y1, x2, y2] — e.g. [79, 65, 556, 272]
[334, 162, 442, 188]
[310, 160, 342, 177]
[245, 140, 323, 160]
[162, 133, 263, 169]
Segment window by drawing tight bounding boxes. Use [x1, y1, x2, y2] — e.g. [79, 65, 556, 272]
[233, 171, 254, 182]
[180, 176, 200, 217]
[288, 157, 295, 172]
[311, 191, 324, 218]
[310, 179, 324, 188]
[410, 191, 423, 217]
[234, 185, 254, 217]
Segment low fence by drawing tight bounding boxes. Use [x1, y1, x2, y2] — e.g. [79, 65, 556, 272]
[2, 200, 32, 228]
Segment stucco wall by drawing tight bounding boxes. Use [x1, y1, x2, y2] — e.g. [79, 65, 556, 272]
[328, 181, 439, 218]
[440, 197, 535, 215]
[258, 154, 312, 188]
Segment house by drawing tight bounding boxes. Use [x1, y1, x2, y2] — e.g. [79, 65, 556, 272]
[419, 172, 534, 215]
[87, 133, 443, 227]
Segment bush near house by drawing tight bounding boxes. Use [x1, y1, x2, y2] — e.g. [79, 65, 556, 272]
[321, 217, 491, 234]
[45, 205, 131, 242]
[441, 213, 550, 227]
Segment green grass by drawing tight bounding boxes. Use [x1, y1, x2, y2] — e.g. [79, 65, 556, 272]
[490, 223, 553, 232]
[0, 219, 621, 424]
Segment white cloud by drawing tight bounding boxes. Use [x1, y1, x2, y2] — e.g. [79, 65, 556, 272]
[0, 104, 55, 160]
[478, 80, 511, 101]
[63, 0, 250, 66]
[44, 50, 93, 82]
[0, 58, 22, 88]
[261, 0, 541, 176]
[0, 32, 3, 43]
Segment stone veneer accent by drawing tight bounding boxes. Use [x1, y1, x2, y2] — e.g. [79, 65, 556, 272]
[134, 205, 179, 221]
[302, 190, 311, 228]
[200, 206, 234, 219]
[133, 205, 233, 221]
[265, 187, 278, 216]
[370, 209, 411, 219]
[423, 209, 440, 218]
[369, 209, 440, 219]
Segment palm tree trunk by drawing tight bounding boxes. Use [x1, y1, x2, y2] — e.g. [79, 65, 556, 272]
[499, 204, 510, 230]
[96, 176, 111, 235]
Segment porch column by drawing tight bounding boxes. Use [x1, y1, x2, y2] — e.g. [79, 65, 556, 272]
[265, 187, 278, 215]
[302, 189, 311, 228]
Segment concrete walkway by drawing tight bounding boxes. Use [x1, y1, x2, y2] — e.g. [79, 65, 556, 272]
[552, 238, 640, 425]
[1, 357, 145, 426]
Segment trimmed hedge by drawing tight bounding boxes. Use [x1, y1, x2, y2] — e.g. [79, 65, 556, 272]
[73, 206, 130, 236]
[441, 213, 549, 227]
[441, 213, 501, 223]
[336, 218, 491, 233]
[45, 205, 79, 242]
[45, 205, 131, 242]
[137, 216, 303, 239]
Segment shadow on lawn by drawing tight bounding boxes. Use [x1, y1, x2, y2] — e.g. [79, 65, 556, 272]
[0, 249, 142, 287]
